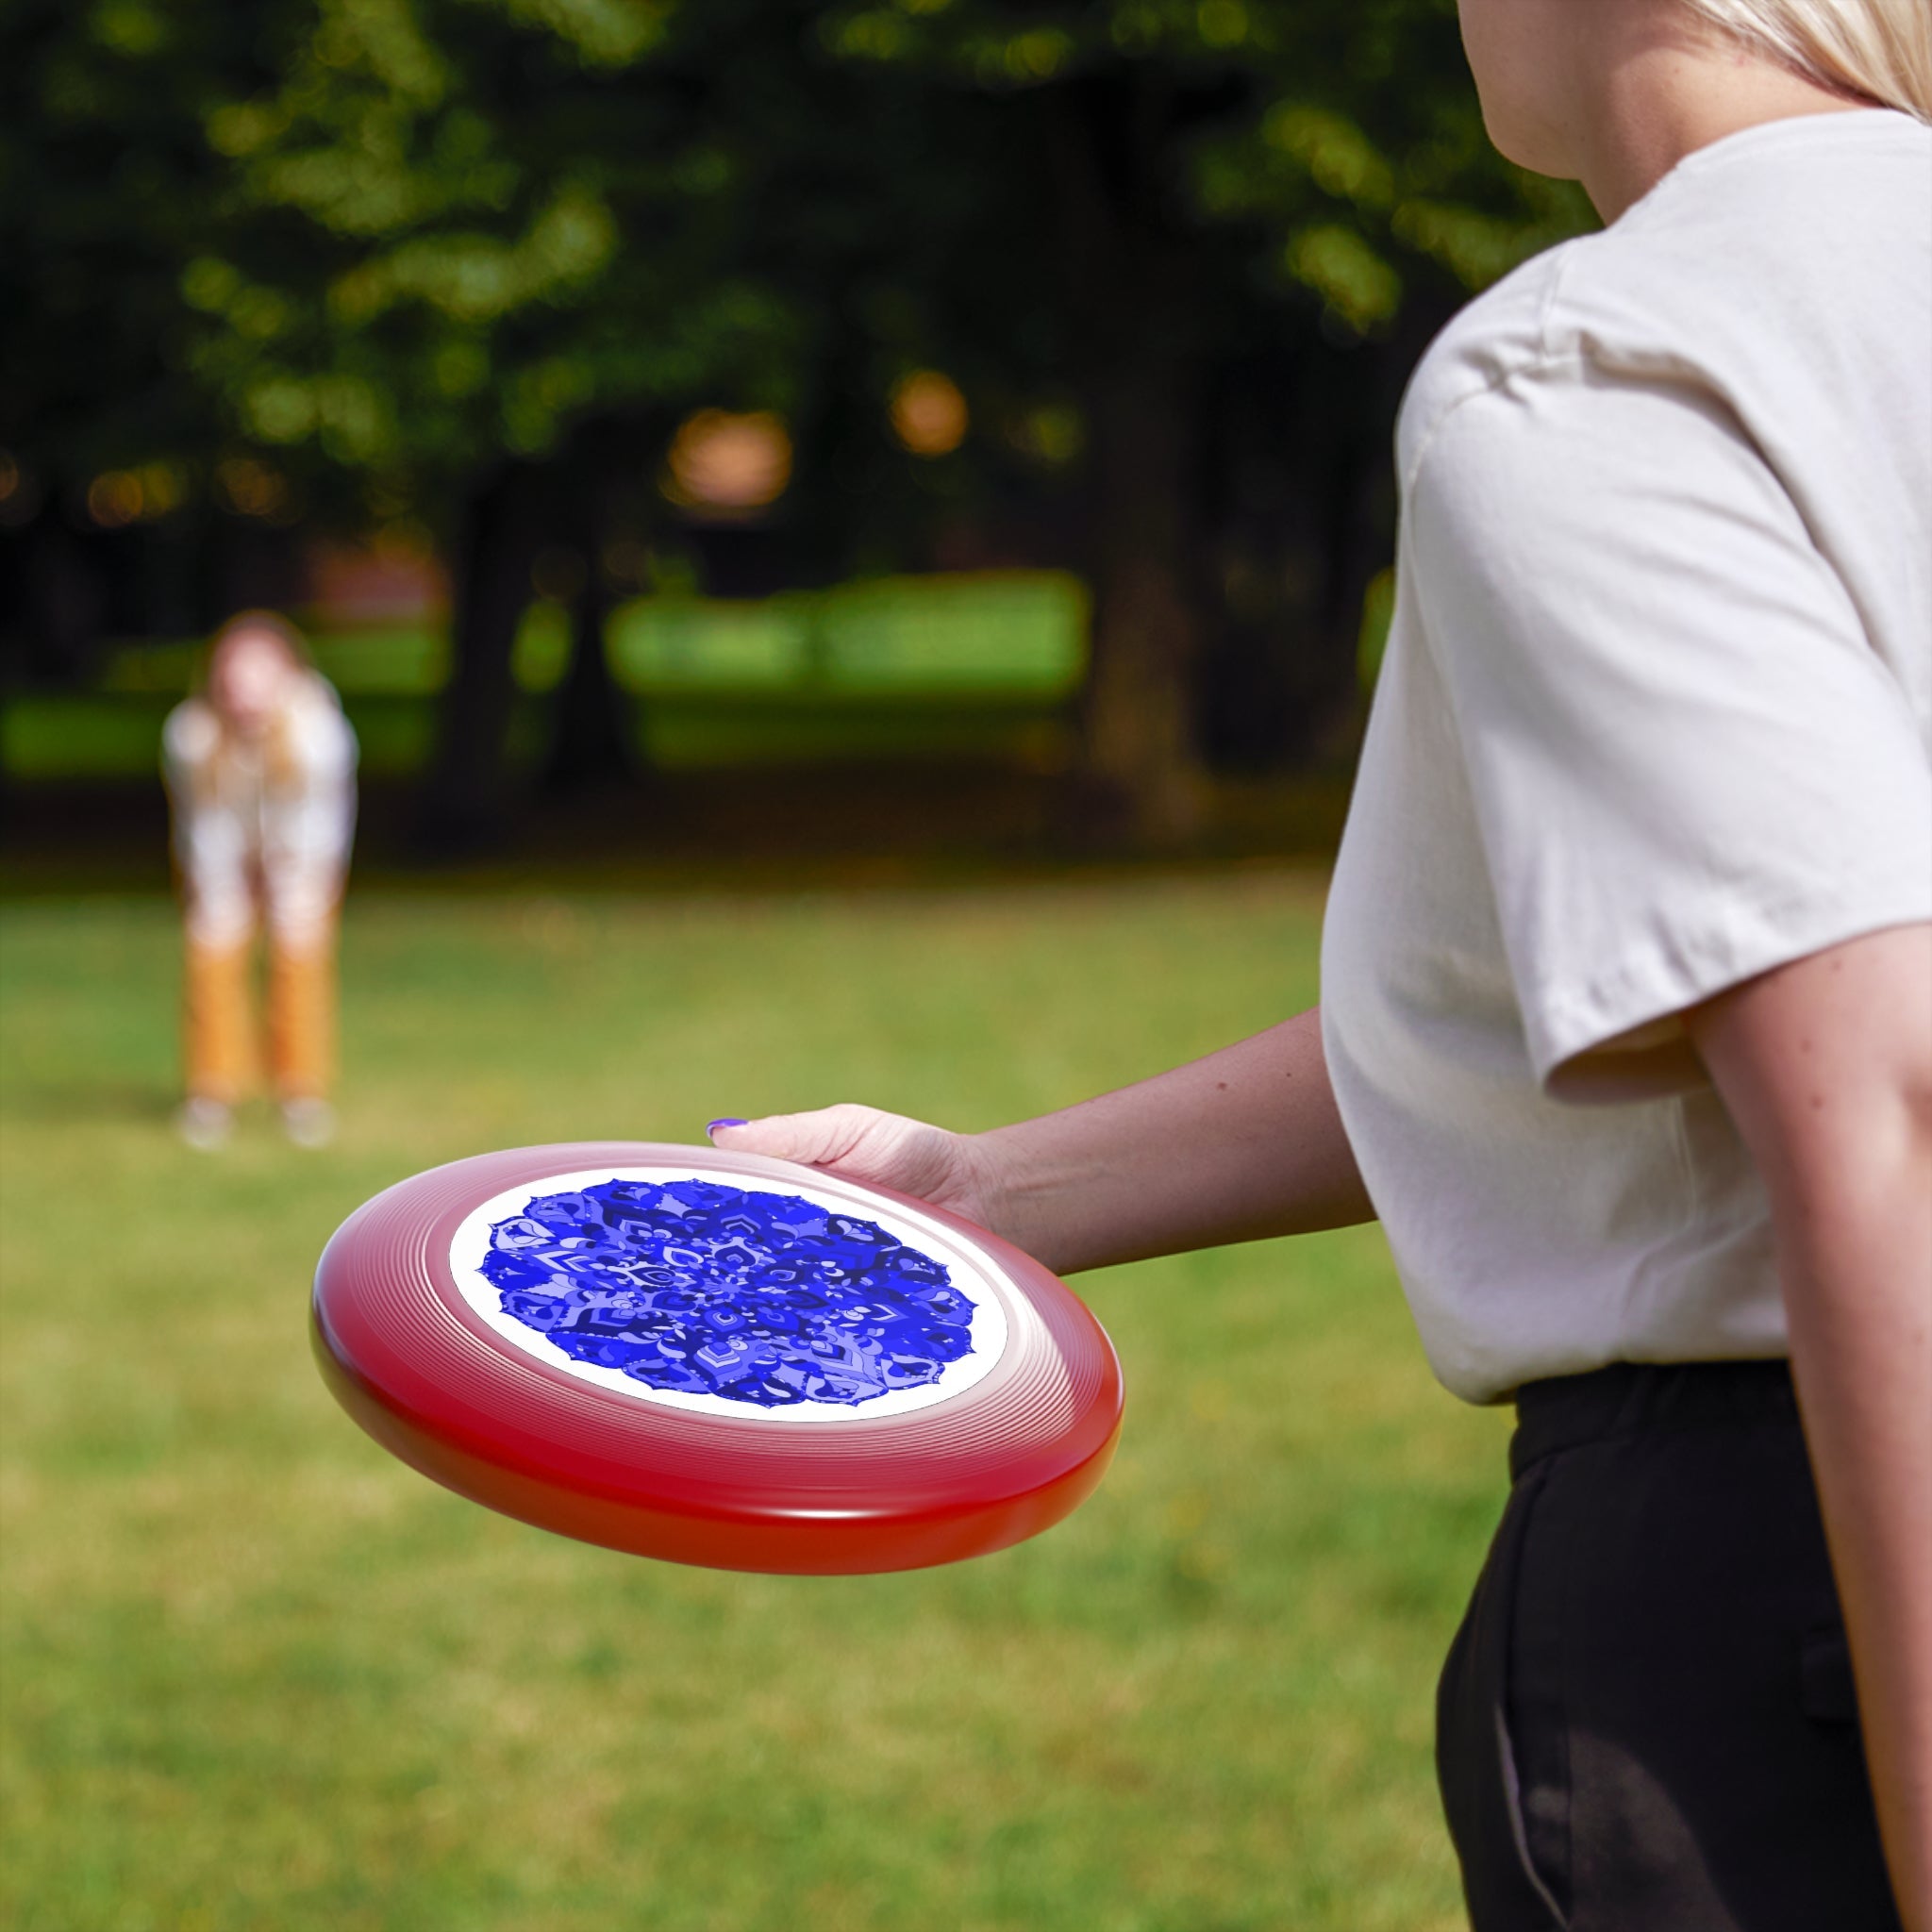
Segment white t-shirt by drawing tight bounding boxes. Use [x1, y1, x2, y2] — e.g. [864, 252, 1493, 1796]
[163, 671, 358, 949]
[1322, 110, 1932, 1405]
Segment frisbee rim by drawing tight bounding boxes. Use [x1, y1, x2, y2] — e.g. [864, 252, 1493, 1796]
[311, 1141, 1123, 1573]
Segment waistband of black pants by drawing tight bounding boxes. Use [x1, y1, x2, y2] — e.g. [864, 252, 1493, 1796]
[1509, 1357, 1799, 1483]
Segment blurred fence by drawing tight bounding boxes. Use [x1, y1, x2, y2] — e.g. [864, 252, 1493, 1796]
[2, 571, 1089, 781]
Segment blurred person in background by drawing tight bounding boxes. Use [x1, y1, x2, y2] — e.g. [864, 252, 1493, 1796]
[711, 0, 1932, 1926]
[163, 612, 358, 1151]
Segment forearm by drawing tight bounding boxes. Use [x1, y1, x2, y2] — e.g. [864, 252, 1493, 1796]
[970, 1005, 1374, 1275]
[1692, 924, 1932, 1929]
[1779, 1151, 1932, 1931]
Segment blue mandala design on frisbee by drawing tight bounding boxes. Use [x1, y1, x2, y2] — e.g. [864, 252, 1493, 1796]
[478, 1177, 974, 1408]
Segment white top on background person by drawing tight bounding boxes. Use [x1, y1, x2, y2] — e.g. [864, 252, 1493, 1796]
[1322, 106, 1932, 1404]
[162, 620, 358, 952]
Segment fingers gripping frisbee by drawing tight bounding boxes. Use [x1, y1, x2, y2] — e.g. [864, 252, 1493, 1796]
[311, 1142, 1123, 1574]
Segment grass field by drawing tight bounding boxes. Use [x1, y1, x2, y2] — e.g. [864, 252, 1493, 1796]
[0, 874, 1507, 1931]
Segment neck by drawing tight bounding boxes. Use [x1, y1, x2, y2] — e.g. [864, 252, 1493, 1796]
[1574, 16, 1874, 223]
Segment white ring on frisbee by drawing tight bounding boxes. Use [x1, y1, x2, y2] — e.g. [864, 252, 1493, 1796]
[447, 1163, 1012, 1424]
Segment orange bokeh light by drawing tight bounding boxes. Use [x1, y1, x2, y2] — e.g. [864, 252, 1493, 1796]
[215, 457, 291, 521]
[890, 371, 969, 458]
[87, 471, 145, 528]
[663, 410, 793, 514]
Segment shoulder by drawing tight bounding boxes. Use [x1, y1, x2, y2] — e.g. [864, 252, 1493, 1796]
[1398, 110, 1932, 491]
[1394, 202, 1737, 488]
[283, 673, 358, 768]
[162, 697, 220, 768]
[1395, 242, 1581, 485]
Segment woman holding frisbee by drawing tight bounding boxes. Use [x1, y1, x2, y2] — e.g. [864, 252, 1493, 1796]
[713, 0, 1932, 1924]
[164, 611, 358, 1150]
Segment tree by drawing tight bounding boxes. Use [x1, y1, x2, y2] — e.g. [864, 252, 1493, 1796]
[162, 0, 858, 844]
[808, 0, 1591, 837]
[0, 0, 325, 679]
[6, 0, 1591, 844]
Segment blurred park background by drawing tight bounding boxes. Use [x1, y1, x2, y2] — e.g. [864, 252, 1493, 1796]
[1, 1, 1584, 1925]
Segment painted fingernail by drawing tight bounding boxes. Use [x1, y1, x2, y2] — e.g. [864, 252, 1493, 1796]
[707, 1118, 748, 1137]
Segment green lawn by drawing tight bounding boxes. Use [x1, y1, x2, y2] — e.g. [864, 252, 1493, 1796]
[0, 875, 1506, 1931]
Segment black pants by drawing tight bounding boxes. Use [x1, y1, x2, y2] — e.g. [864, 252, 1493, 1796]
[1436, 1360, 1901, 1932]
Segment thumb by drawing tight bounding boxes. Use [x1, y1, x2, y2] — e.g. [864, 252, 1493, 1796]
[706, 1105, 983, 1223]
[707, 1104, 883, 1170]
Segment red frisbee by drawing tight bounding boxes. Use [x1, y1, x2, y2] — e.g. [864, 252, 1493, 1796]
[311, 1141, 1123, 1574]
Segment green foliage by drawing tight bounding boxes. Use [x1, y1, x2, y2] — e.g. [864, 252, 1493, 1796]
[5, 0, 1591, 521]
[809, 0, 1591, 328]
[0, 878, 1509, 1929]
[169, 0, 812, 503]
[1, 2, 267, 485]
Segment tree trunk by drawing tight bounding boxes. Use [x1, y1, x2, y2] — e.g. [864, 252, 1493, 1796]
[541, 418, 658, 798]
[1045, 75, 1210, 847]
[12, 508, 107, 687]
[1079, 359, 1205, 843]
[541, 554, 634, 797]
[418, 461, 541, 857]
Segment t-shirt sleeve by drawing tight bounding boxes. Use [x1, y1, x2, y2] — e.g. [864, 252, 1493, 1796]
[161, 698, 218, 791]
[1407, 363, 1932, 1097]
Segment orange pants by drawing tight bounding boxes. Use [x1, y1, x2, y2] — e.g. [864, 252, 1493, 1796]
[184, 922, 337, 1105]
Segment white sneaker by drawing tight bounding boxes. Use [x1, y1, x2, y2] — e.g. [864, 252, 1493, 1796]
[175, 1096, 233, 1151]
[280, 1097, 337, 1149]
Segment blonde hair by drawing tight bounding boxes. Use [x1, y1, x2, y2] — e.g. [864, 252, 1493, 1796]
[1682, 0, 1932, 120]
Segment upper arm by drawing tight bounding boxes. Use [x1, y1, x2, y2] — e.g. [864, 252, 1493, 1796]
[290, 681, 358, 779]
[162, 701, 218, 786]
[1688, 923, 1932, 1240]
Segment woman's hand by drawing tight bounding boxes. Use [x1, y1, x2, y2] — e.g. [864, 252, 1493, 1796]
[707, 1008, 1373, 1278]
[708, 1106, 1010, 1236]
